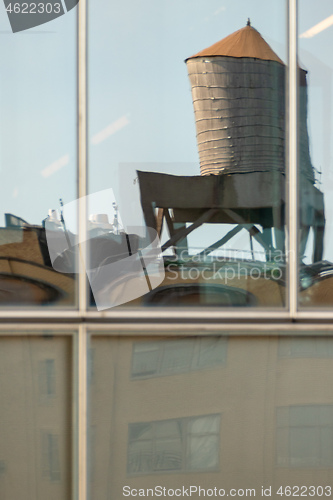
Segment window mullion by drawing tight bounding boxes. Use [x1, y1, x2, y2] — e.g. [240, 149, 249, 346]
[73, 325, 88, 500]
[288, 0, 299, 318]
[78, 0, 88, 315]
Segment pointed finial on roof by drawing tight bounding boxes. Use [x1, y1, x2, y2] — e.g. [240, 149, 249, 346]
[187, 20, 284, 64]
[247, 18, 251, 26]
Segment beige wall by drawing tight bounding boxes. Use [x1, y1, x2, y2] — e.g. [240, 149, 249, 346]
[90, 336, 333, 500]
[2, 335, 333, 500]
[0, 336, 72, 500]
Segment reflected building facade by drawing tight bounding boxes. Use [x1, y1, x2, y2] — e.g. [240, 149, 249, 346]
[2, 335, 333, 498]
[0, 336, 72, 500]
[89, 335, 333, 499]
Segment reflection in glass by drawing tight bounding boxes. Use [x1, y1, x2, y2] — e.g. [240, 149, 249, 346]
[187, 415, 220, 470]
[90, 335, 333, 499]
[298, 2, 333, 307]
[128, 415, 219, 474]
[88, 1, 287, 308]
[0, 11, 77, 307]
[131, 337, 227, 378]
[0, 335, 72, 499]
[277, 406, 333, 467]
[278, 336, 333, 357]
[38, 358, 56, 398]
[42, 432, 61, 481]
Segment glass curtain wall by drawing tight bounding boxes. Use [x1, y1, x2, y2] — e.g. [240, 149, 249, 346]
[0, 333, 73, 500]
[2, 1, 333, 500]
[298, 0, 333, 309]
[87, 0, 288, 310]
[89, 332, 333, 500]
[0, 4, 77, 308]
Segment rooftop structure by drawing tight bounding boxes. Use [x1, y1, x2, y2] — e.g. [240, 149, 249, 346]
[186, 21, 315, 182]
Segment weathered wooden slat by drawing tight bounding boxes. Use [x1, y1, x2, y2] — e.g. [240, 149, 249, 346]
[186, 56, 315, 183]
[137, 170, 284, 211]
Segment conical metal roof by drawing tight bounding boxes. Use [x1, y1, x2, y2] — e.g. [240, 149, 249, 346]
[187, 20, 284, 64]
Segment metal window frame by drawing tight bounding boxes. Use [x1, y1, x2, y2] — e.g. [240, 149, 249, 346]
[83, 0, 294, 322]
[78, 0, 333, 322]
[288, 0, 298, 319]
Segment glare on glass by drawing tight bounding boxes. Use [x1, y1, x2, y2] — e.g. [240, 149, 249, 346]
[88, 0, 288, 308]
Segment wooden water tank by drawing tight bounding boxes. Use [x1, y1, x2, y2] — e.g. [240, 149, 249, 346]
[186, 21, 315, 183]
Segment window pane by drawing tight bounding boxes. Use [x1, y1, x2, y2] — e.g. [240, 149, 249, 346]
[298, 2, 333, 308]
[38, 359, 56, 399]
[188, 414, 220, 434]
[319, 406, 333, 426]
[289, 406, 318, 426]
[155, 420, 181, 438]
[197, 337, 228, 368]
[187, 435, 219, 470]
[131, 337, 227, 378]
[131, 342, 160, 377]
[0, 335, 72, 499]
[129, 423, 153, 441]
[89, 334, 333, 499]
[160, 340, 193, 374]
[320, 427, 333, 466]
[277, 405, 333, 467]
[278, 336, 333, 358]
[154, 438, 182, 471]
[128, 439, 153, 474]
[88, 0, 287, 310]
[0, 8, 77, 308]
[289, 427, 319, 466]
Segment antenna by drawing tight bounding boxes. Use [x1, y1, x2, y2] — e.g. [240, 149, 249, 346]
[59, 198, 72, 249]
[113, 202, 119, 235]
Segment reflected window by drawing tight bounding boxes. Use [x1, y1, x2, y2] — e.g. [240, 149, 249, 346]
[276, 406, 333, 467]
[88, 348, 96, 385]
[39, 359, 56, 398]
[88, 1, 288, 310]
[131, 337, 227, 378]
[41, 432, 61, 481]
[278, 337, 333, 358]
[0, 336, 71, 498]
[0, 0, 77, 308]
[298, 1, 333, 306]
[128, 414, 220, 474]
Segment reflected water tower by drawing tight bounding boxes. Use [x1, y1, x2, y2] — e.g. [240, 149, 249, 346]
[185, 20, 315, 183]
